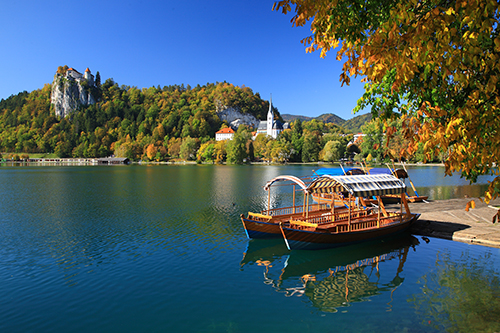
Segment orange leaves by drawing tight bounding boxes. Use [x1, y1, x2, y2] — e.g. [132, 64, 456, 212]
[465, 200, 476, 211]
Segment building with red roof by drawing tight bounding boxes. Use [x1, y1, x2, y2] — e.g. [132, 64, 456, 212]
[215, 127, 235, 141]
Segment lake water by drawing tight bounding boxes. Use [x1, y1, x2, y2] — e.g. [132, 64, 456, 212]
[1, 164, 499, 332]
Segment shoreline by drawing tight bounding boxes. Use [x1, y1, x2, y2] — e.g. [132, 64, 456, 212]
[407, 198, 500, 249]
[0, 158, 446, 167]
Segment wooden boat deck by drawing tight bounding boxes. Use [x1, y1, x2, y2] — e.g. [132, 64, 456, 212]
[288, 210, 407, 234]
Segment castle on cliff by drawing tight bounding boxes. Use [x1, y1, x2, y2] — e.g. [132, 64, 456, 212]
[51, 67, 96, 118]
[66, 67, 94, 85]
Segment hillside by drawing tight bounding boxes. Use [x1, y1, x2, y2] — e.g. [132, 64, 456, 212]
[343, 113, 372, 133]
[0, 69, 369, 163]
[281, 112, 371, 133]
[0, 78, 274, 160]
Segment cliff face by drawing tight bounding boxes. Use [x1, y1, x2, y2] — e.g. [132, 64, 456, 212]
[216, 104, 260, 129]
[51, 70, 96, 118]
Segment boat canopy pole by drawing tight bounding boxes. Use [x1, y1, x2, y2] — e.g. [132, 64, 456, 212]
[267, 188, 271, 213]
[293, 185, 296, 214]
[377, 196, 381, 228]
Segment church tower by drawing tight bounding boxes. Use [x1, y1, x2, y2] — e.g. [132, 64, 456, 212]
[267, 95, 273, 137]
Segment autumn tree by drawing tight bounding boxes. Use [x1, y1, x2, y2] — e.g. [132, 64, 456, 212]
[197, 141, 216, 162]
[320, 140, 342, 162]
[180, 136, 198, 161]
[274, 0, 500, 203]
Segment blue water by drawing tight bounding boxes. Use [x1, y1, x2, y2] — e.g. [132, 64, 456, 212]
[0, 164, 499, 332]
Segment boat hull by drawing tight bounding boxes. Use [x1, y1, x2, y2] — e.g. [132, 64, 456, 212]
[280, 213, 420, 250]
[241, 207, 347, 239]
[241, 217, 282, 239]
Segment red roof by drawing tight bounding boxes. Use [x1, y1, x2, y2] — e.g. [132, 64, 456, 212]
[216, 128, 235, 134]
[67, 68, 81, 74]
[85, 68, 90, 72]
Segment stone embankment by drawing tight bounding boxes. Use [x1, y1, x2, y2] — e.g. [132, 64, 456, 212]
[408, 197, 500, 248]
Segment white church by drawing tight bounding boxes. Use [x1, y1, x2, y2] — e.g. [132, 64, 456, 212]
[256, 97, 286, 139]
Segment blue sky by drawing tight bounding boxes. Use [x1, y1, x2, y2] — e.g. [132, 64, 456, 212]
[0, 0, 369, 120]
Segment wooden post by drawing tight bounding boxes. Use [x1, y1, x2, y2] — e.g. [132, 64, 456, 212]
[267, 188, 271, 213]
[306, 193, 310, 218]
[293, 185, 296, 214]
[303, 193, 306, 216]
[402, 191, 411, 218]
[377, 196, 381, 228]
[331, 195, 334, 221]
[348, 193, 351, 232]
[400, 192, 403, 223]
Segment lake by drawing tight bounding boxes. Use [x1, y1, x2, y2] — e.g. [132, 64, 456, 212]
[1, 164, 499, 332]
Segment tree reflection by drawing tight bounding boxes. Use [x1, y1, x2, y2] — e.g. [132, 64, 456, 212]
[410, 251, 500, 332]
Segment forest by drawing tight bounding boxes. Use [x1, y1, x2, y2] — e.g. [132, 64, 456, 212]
[0, 74, 436, 164]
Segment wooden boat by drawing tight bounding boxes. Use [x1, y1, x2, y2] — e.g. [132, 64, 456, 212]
[279, 174, 420, 250]
[241, 175, 350, 239]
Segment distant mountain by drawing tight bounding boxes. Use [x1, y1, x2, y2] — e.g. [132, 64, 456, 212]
[343, 113, 372, 133]
[281, 114, 314, 123]
[281, 112, 372, 133]
[315, 113, 345, 126]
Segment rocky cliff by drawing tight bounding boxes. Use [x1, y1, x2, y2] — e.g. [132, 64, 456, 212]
[51, 69, 96, 118]
[215, 103, 260, 129]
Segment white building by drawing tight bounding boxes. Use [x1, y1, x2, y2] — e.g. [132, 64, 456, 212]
[215, 127, 235, 141]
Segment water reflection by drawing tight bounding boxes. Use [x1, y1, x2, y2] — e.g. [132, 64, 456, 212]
[241, 235, 420, 313]
[410, 249, 500, 332]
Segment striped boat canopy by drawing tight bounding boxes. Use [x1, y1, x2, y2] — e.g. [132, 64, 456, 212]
[263, 175, 308, 192]
[306, 174, 406, 197]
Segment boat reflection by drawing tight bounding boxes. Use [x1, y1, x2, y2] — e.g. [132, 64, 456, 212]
[241, 234, 420, 313]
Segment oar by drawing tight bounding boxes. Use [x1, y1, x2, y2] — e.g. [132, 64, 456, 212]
[385, 163, 396, 177]
[402, 162, 428, 202]
[339, 163, 346, 175]
[361, 160, 368, 174]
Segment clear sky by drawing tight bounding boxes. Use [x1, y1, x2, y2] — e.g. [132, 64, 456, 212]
[0, 0, 369, 120]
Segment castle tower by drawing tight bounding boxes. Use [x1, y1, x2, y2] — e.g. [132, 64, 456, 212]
[267, 95, 273, 137]
[83, 68, 94, 85]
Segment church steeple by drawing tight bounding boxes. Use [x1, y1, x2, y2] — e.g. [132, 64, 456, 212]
[267, 94, 273, 137]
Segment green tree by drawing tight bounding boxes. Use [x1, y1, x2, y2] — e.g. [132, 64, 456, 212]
[180, 136, 198, 161]
[290, 119, 304, 161]
[359, 119, 385, 163]
[226, 126, 251, 164]
[301, 132, 320, 162]
[320, 140, 342, 162]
